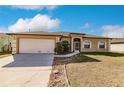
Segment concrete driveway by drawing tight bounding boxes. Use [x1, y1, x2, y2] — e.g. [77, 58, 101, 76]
[0, 53, 54, 87]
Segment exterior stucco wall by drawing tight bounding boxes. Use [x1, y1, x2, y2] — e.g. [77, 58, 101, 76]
[12, 35, 16, 54]
[81, 38, 109, 52]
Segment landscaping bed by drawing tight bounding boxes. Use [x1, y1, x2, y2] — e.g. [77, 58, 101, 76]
[48, 57, 69, 87]
[0, 51, 12, 58]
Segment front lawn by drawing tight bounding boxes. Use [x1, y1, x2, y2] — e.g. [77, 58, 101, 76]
[66, 52, 124, 87]
[49, 52, 124, 87]
[0, 51, 12, 58]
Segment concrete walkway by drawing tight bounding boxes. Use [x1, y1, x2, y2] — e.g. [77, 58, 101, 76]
[0, 54, 54, 87]
[54, 51, 80, 57]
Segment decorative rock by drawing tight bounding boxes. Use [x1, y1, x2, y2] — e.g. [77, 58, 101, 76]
[53, 70, 59, 74]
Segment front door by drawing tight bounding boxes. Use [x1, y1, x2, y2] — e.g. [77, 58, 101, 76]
[74, 42, 80, 51]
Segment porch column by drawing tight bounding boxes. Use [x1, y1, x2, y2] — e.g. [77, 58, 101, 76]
[71, 37, 74, 52]
[80, 37, 83, 52]
[12, 36, 17, 54]
[16, 38, 19, 54]
[108, 39, 111, 52]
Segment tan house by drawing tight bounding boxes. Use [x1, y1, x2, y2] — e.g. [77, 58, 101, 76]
[7, 32, 111, 54]
[110, 38, 124, 52]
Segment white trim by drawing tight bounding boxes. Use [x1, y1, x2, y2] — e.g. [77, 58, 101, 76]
[83, 40, 92, 48]
[98, 41, 106, 49]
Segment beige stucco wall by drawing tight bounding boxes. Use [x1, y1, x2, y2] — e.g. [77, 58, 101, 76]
[12, 35, 17, 54]
[81, 38, 109, 52]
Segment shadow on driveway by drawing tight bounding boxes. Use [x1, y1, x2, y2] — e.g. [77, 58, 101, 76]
[2, 53, 54, 67]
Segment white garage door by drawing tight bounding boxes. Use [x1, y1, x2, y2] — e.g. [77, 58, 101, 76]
[19, 39, 55, 53]
[111, 44, 124, 52]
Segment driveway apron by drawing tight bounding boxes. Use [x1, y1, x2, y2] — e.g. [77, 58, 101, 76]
[0, 53, 54, 87]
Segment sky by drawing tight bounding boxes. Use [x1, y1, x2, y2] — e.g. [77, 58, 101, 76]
[0, 5, 124, 38]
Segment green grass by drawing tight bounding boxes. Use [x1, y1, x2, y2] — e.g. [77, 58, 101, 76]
[0, 51, 12, 58]
[66, 52, 124, 87]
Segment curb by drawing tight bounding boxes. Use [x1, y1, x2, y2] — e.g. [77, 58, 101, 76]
[63, 64, 70, 87]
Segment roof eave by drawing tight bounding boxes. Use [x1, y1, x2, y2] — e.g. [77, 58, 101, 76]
[6, 33, 62, 36]
[83, 36, 112, 39]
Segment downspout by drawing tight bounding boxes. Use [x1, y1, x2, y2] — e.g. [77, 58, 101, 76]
[59, 35, 63, 42]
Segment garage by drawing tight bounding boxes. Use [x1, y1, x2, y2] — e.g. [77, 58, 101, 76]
[110, 38, 124, 53]
[19, 39, 55, 53]
[111, 43, 124, 52]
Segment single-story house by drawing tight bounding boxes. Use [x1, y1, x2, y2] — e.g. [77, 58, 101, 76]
[110, 38, 124, 52]
[7, 32, 111, 54]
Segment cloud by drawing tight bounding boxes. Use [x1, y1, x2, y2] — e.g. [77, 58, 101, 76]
[81, 23, 91, 29]
[81, 22, 98, 34]
[81, 23, 124, 38]
[102, 25, 124, 38]
[46, 6, 58, 10]
[11, 5, 57, 10]
[8, 14, 60, 32]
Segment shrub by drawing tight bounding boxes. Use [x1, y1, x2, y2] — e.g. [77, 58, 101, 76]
[55, 40, 71, 54]
[62, 41, 70, 53]
[54, 42, 64, 54]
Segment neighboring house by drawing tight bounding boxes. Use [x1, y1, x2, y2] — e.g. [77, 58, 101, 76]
[7, 32, 111, 54]
[110, 38, 124, 52]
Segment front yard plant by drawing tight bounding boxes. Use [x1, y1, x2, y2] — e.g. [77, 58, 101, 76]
[0, 51, 12, 58]
[55, 40, 70, 54]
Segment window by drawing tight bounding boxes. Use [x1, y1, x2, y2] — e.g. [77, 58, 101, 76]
[98, 41, 106, 49]
[83, 40, 91, 48]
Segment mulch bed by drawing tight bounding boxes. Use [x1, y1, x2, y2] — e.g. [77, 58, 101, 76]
[48, 57, 69, 87]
